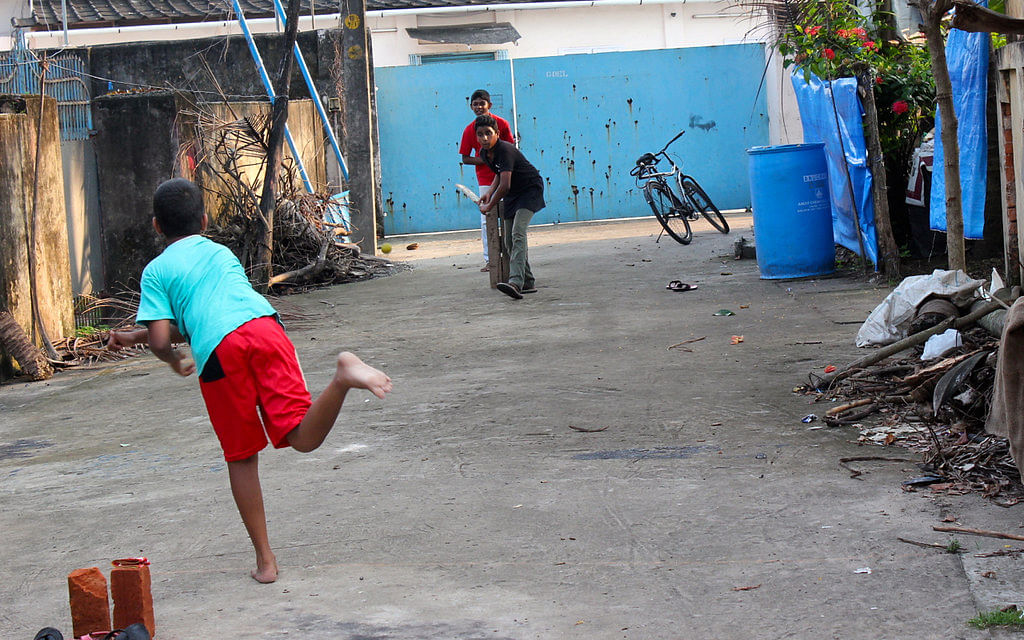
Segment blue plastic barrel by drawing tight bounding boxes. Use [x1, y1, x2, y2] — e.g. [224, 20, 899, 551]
[747, 143, 835, 279]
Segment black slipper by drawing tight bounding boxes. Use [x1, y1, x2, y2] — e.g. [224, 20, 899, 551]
[497, 282, 523, 299]
[33, 629, 63, 640]
[100, 624, 151, 640]
[667, 281, 697, 292]
[521, 285, 537, 294]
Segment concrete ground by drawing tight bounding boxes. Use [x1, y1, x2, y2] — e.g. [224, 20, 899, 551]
[2, 215, 1024, 639]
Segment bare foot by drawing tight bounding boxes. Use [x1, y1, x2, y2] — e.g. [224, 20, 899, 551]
[251, 553, 278, 584]
[334, 352, 392, 399]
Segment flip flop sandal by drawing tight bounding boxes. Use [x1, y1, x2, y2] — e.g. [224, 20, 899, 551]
[34, 628, 63, 640]
[116, 624, 151, 640]
[496, 282, 523, 299]
[521, 285, 537, 294]
[91, 625, 151, 640]
[667, 281, 697, 292]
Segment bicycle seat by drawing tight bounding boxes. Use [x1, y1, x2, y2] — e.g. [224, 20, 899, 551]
[635, 152, 657, 166]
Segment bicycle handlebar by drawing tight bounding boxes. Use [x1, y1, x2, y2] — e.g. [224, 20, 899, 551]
[657, 130, 685, 155]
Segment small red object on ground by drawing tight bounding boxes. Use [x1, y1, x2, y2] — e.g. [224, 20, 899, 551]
[824, 365, 837, 373]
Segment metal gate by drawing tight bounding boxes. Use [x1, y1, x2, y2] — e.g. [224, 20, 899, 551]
[0, 34, 93, 141]
[375, 44, 769, 235]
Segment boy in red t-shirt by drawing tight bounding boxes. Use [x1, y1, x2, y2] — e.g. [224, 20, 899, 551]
[459, 89, 514, 271]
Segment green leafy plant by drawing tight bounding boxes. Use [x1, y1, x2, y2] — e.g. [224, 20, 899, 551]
[968, 608, 1024, 629]
[777, 5, 884, 83]
[74, 324, 110, 338]
[771, 0, 936, 252]
[945, 538, 962, 553]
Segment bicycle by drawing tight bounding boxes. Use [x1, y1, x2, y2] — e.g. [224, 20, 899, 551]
[629, 130, 729, 244]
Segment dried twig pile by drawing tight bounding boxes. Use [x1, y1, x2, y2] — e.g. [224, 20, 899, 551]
[54, 294, 148, 367]
[181, 102, 402, 292]
[804, 324, 1024, 504]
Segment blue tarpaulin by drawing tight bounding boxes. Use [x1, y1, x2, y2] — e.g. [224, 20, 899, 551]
[930, 7, 989, 239]
[791, 71, 879, 267]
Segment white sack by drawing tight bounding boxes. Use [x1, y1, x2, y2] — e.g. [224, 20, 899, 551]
[856, 269, 984, 347]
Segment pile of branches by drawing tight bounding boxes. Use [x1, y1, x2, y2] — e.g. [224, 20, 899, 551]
[181, 103, 401, 292]
[48, 291, 325, 371]
[206, 193, 399, 292]
[802, 304, 1024, 504]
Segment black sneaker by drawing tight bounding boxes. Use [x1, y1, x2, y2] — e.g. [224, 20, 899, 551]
[496, 282, 523, 299]
[521, 284, 537, 294]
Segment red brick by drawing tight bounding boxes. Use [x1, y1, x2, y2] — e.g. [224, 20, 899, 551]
[110, 559, 156, 637]
[68, 567, 110, 638]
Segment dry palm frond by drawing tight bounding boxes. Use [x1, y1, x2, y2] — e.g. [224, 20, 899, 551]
[734, 0, 814, 44]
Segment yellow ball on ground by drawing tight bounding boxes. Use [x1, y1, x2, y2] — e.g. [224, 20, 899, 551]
[380, 243, 392, 254]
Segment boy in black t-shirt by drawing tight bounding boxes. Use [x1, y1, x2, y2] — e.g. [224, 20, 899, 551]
[476, 114, 545, 299]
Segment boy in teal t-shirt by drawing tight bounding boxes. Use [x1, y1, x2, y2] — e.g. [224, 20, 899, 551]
[109, 178, 392, 583]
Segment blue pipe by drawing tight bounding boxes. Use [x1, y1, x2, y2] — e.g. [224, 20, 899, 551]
[231, 0, 315, 193]
[271, 0, 350, 181]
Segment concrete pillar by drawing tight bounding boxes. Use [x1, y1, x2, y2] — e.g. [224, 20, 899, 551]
[340, 0, 378, 254]
[0, 94, 74, 357]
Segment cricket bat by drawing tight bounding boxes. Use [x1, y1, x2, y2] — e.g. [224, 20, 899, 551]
[455, 183, 481, 204]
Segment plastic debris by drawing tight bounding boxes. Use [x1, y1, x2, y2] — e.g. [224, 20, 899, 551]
[921, 328, 963, 361]
[802, 414, 818, 423]
[824, 365, 837, 374]
[730, 335, 744, 344]
[854, 567, 872, 574]
[713, 309, 736, 316]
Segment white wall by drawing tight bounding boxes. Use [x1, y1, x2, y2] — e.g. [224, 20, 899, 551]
[366, 3, 768, 66]
[367, 3, 802, 144]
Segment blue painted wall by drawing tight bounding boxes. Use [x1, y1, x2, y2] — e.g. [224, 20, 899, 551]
[376, 45, 769, 235]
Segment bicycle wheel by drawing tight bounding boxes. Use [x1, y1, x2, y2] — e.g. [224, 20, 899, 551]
[681, 176, 729, 234]
[645, 181, 692, 244]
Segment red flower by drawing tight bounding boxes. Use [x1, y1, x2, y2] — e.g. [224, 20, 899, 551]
[853, 27, 867, 37]
[823, 48, 836, 60]
[837, 28, 850, 38]
[862, 40, 878, 51]
[892, 100, 909, 114]
[875, 76, 884, 85]
[805, 25, 822, 36]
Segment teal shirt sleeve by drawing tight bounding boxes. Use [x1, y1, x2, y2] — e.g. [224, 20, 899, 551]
[137, 265, 178, 332]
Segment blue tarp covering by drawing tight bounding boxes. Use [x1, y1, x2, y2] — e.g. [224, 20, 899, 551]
[791, 71, 879, 266]
[930, 8, 989, 239]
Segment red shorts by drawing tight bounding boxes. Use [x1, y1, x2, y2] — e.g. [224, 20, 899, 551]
[199, 316, 312, 461]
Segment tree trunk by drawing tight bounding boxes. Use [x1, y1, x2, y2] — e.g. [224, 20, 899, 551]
[253, 0, 304, 292]
[857, 69, 901, 279]
[920, 0, 968, 270]
[0, 310, 52, 381]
